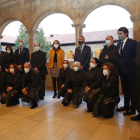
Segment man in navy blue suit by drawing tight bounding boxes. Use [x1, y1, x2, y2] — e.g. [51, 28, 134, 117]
[74, 36, 91, 72]
[116, 27, 137, 115]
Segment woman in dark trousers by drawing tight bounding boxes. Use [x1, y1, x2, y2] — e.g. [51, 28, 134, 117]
[48, 40, 64, 98]
[62, 61, 85, 108]
[4, 46, 15, 73]
[93, 63, 119, 118]
[58, 60, 72, 98]
[1, 64, 22, 106]
[83, 57, 103, 112]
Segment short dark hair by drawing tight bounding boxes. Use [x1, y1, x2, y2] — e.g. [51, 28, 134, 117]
[118, 27, 129, 37]
[79, 36, 85, 41]
[102, 63, 114, 74]
[52, 40, 61, 50]
[6, 45, 13, 53]
[9, 64, 19, 73]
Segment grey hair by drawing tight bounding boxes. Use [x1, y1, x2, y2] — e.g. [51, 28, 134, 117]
[73, 61, 81, 68]
[24, 62, 32, 67]
[79, 36, 85, 41]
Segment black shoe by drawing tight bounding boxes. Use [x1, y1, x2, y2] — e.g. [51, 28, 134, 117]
[30, 104, 38, 109]
[116, 106, 127, 112]
[123, 110, 136, 116]
[52, 92, 57, 98]
[131, 114, 140, 121]
[39, 97, 44, 100]
[57, 95, 60, 99]
[87, 108, 93, 112]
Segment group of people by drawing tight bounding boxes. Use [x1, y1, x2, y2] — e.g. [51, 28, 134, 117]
[0, 26, 140, 120]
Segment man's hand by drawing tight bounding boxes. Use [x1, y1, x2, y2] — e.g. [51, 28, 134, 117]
[5, 69, 9, 73]
[61, 84, 65, 88]
[2, 93, 6, 98]
[18, 65, 23, 71]
[79, 65, 83, 70]
[67, 89, 72, 93]
[22, 88, 27, 94]
[7, 87, 12, 91]
[104, 55, 109, 59]
[85, 86, 90, 93]
[34, 67, 40, 73]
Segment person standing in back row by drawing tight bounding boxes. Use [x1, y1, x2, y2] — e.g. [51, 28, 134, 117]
[116, 27, 137, 115]
[74, 36, 91, 72]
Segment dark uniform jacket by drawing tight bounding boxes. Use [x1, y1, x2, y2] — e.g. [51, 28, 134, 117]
[30, 50, 48, 76]
[84, 67, 103, 89]
[5, 53, 15, 69]
[99, 44, 118, 76]
[0, 71, 7, 94]
[0, 51, 6, 71]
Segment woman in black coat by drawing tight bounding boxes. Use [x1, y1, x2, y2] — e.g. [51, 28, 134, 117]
[93, 63, 118, 118]
[1, 64, 22, 106]
[62, 61, 85, 108]
[83, 58, 103, 112]
[58, 60, 72, 98]
[4, 46, 15, 73]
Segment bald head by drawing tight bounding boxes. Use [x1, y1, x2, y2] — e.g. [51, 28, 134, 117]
[19, 39, 24, 47]
[24, 62, 32, 69]
[105, 36, 114, 47]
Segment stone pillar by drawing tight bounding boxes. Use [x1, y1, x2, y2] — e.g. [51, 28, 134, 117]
[25, 30, 38, 54]
[131, 15, 140, 42]
[72, 24, 86, 47]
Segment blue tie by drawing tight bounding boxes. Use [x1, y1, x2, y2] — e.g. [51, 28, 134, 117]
[79, 46, 82, 54]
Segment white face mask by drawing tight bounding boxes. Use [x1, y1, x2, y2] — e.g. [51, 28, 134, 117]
[24, 68, 30, 73]
[103, 70, 109, 76]
[35, 46, 40, 52]
[90, 63, 97, 68]
[9, 68, 14, 73]
[7, 50, 11, 54]
[73, 67, 79, 72]
[63, 64, 69, 69]
[54, 44, 59, 49]
[105, 40, 111, 45]
[19, 42, 23, 47]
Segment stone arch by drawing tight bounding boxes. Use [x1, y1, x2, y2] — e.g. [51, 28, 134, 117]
[80, 1, 135, 24]
[32, 7, 75, 31]
[67, 50, 74, 59]
[0, 18, 29, 36]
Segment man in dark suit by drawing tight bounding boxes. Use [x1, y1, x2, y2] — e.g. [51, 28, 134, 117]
[30, 43, 48, 100]
[116, 27, 137, 115]
[74, 36, 91, 72]
[0, 45, 6, 71]
[14, 39, 30, 74]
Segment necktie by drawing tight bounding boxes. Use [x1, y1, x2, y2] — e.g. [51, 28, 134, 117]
[120, 42, 124, 55]
[79, 46, 82, 54]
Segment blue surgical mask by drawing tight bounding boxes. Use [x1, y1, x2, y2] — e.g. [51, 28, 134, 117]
[105, 40, 110, 45]
[19, 42, 23, 47]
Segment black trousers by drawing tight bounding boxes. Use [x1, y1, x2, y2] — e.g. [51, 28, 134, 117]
[40, 75, 46, 98]
[120, 71, 135, 110]
[52, 77, 60, 93]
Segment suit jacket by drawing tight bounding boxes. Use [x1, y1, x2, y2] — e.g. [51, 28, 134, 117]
[117, 38, 137, 75]
[30, 50, 48, 76]
[48, 49, 64, 68]
[14, 47, 30, 67]
[0, 51, 7, 71]
[74, 45, 91, 72]
[135, 41, 140, 71]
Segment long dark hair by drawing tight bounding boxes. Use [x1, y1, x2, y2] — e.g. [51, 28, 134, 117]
[63, 60, 70, 68]
[91, 57, 101, 68]
[52, 40, 61, 50]
[6, 45, 13, 53]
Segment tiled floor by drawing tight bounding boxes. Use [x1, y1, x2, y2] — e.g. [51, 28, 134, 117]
[0, 90, 140, 140]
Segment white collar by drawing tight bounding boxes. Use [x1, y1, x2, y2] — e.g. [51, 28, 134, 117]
[122, 37, 128, 43]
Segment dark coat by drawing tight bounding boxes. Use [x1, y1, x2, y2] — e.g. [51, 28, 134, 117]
[0, 71, 7, 94]
[99, 44, 118, 76]
[4, 53, 15, 69]
[30, 50, 48, 76]
[64, 70, 85, 90]
[84, 67, 103, 89]
[74, 45, 91, 72]
[14, 47, 30, 67]
[117, 38, 137, 75]
[59, 67, 72, 86]
[0, 51, 7, 71]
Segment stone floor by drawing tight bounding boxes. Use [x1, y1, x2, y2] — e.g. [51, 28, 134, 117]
[0, 90, 140, 140]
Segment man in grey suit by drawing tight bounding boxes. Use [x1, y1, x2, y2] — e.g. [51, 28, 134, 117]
[74, 36, 91, 72]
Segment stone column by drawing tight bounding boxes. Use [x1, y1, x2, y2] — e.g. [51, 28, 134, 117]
[131, 15, 140, 42]
[25, 30, 38, 54]
[72, 24, 86, 47]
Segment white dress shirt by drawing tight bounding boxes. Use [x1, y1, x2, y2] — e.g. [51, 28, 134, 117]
[119, 37, 128, 54]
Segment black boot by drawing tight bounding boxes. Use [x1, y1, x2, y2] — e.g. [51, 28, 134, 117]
[131, 114, 140, 121]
